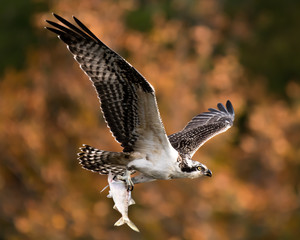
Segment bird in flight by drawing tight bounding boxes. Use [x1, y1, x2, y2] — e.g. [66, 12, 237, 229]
[46, 14, 235, 191]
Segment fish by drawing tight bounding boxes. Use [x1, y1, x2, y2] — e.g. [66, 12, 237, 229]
[107, 188, 136, 208]
[107, 172, 139, 232]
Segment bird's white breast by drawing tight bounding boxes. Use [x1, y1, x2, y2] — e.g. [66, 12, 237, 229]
[128, 146, 179, 180]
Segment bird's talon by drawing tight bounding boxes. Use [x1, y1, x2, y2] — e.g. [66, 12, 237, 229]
[115, 171, 134, 191]
[127, 183, 134, 192]
[126, 177, 134, 191]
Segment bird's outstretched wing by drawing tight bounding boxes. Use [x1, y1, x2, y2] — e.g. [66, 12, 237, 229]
[168, 100, 234, 157]
[46, 14, 174, 156]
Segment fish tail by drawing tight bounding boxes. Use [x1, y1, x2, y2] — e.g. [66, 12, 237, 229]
[114, 217, 140, 232]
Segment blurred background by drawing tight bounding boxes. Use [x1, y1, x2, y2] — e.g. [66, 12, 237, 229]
[1, 0, 300, 239]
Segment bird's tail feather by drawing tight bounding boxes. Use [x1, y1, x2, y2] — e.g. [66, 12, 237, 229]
[77, 144, 130, 175]
[114, 217, 140, 232]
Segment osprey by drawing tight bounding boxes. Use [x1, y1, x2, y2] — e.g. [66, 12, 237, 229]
[46, 14, 235, 190]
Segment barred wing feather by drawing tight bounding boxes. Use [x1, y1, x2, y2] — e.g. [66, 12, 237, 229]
[168, 100, 235, 157]
[46, 14, 172, 155]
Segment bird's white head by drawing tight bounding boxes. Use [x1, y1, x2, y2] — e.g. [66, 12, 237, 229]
[179, 158, 212, 179]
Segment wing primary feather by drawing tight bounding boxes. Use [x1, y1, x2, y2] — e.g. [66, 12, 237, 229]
[217, 103, 227, 113]
[46, 20, 80, 38]
[45, 26, 65, 36]
[208, 108, 220, 113]
[46, 14, 170, 154]
[226, 100, 235, 116]
[52, 13, 92, 40]
[73, 16, 101, 43]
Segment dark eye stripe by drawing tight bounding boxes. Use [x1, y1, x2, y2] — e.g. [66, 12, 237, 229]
[197, 166, 205, 171]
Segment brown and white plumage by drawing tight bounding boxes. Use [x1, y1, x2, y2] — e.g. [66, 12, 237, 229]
[169, 100, 235, 158]
[46, 14, 234, 186]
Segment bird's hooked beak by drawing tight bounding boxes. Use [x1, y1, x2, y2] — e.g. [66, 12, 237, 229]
[204, 169, 212, 177]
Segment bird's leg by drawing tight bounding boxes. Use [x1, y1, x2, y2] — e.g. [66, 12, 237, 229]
[116, 170, 134, 191]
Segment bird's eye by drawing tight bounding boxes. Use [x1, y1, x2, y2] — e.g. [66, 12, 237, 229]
[197, 166, 204, 171]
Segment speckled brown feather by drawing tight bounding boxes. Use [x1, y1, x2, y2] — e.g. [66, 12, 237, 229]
[78, 145, 135, 175]
[46, 14, 154, 153]
[168, 100, 234, 157]
[46, 15, 235, 178]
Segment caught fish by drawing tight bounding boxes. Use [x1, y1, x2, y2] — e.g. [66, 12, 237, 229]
[107, 188, 135, 208]
[107, 172, 139, 232]
[107, 191, 135, 207]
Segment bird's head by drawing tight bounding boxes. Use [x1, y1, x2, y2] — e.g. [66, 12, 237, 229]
[180, 158, 212, 179]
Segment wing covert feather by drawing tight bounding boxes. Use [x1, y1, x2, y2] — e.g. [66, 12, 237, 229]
[168, 100, 234, 157]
